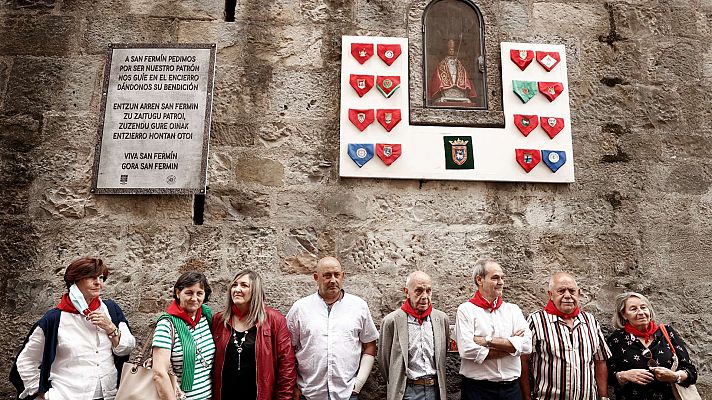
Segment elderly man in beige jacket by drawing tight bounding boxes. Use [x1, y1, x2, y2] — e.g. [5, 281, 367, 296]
[378, 271, 449, 400]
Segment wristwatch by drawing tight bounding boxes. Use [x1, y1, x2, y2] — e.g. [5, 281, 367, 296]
[599, 397, 610, 400]
[484, 335, 493, 347]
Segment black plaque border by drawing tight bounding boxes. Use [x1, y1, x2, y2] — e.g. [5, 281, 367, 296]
[91, 43, 217, 195]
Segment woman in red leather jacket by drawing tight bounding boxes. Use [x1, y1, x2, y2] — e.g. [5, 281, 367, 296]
[211, 269, 296, 400]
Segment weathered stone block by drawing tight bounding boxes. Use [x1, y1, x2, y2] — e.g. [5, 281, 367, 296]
[4, 56, 102, 116]
[235, 154, 285, 186]
[204, 187, 271, 220]
[0, 15, 82, 56]
[354, 0, 407, 32]
[13, 0, 56, 9]
[0, 113, 42, 152]
[532, 3, 608, 36]
[84, 16, 177, 55]
[0, 57, 11, 111]
[179, 22, 325, 68]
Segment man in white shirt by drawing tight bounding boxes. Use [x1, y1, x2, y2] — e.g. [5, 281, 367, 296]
[287, 256, 379, 400]
[379, 271, 449, 400]
[455, 259, 532, 400]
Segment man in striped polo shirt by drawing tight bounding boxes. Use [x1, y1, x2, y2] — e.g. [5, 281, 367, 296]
[519, 272, 611, 400]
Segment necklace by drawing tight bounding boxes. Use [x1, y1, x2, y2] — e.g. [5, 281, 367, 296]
[232, 328, 248, 371]
[193, 327, 209, 369]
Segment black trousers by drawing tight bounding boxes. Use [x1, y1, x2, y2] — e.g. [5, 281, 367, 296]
[460, 376, 522, 400]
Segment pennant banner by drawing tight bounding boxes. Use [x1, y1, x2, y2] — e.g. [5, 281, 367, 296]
[513, 114, 539, 137]
[536, 51, 561, 72]
[376, 143, 402, 166]
[348, 109, 374, 131]
[512, 80, 538, 103]
[351, 43, 374, 64]
[376, 109, 401, 132]
[377, 44, 402, 66]
[540, 116, 564, 139]
[349, 74, 374, 97]
[376, 75, 401, 98]
[541, 150, 566, 172]
[443, 136, 474, 169]
[515, 149, 541, 173]
[510, 49, 534, 71]
[347, 143, 374, 168]
[538, 81, 564, 102]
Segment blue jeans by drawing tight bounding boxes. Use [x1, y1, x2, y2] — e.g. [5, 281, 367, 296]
[404, 383, 440, 400]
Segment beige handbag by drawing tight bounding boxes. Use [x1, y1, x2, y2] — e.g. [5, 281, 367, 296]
[115, 322, 184, 400]
[660, 324, 702, 400]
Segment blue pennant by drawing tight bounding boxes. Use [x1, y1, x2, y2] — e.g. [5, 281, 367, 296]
[541, 150, 566, 172]
[347, 143, 375, 168]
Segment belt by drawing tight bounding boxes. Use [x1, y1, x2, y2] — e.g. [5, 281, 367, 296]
[407, 377, 437, 386]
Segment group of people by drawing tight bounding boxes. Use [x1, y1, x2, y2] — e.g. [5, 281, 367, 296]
[12, 256, 699, 400]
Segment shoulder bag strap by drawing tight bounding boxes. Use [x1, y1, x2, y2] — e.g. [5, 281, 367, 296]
[659, 324, 679, 371]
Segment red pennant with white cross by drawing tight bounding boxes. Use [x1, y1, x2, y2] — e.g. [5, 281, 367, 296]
[513, 114, 539, 137]
[538, 81, 564, 102]
[515, 149, 541, 173]
[350, 74, 374, 97]
[348, 109, 374, 131]
[351, 43, 374, 64]
[536, 51, 561, 71]
[377, 44, 402, 66]
[376, 143, 402, 166]
[376, 109, 401, 132]
[539, 116, 564, 139]
[510, 49, 534, 71]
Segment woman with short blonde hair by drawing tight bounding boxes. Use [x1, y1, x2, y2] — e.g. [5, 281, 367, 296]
[606, 292, 698, 400]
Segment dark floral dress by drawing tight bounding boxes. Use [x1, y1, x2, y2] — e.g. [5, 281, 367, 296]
[606, 325, 698, 400]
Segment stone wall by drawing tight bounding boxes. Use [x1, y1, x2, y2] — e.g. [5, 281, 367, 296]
[1, 0, 711, 398]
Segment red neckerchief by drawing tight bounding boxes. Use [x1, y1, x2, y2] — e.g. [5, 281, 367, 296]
[544, 299, 580, 319]
[166, 299, 202, 329]
[231, 304, 246, 320]
[624, 321, 658, 341]
[57, 293, 100, 315]
[469, 291, 503, 313]
[401, 300, 432, 325]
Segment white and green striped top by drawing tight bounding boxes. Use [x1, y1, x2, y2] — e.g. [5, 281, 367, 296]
[152, 317, 215, 400]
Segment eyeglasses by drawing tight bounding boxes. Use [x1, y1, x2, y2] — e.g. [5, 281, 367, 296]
[641, 348, 659, 368]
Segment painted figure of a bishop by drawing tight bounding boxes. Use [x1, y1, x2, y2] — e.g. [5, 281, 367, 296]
[427, 38, 477, 105]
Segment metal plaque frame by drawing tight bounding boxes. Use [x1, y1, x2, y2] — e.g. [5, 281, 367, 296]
[91, 43, 216, 195]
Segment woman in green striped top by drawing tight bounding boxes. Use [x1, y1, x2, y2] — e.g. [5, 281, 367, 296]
[152, 271, 216, 400]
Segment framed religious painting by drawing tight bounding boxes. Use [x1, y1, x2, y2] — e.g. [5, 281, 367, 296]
[423, 0, 486, 110]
